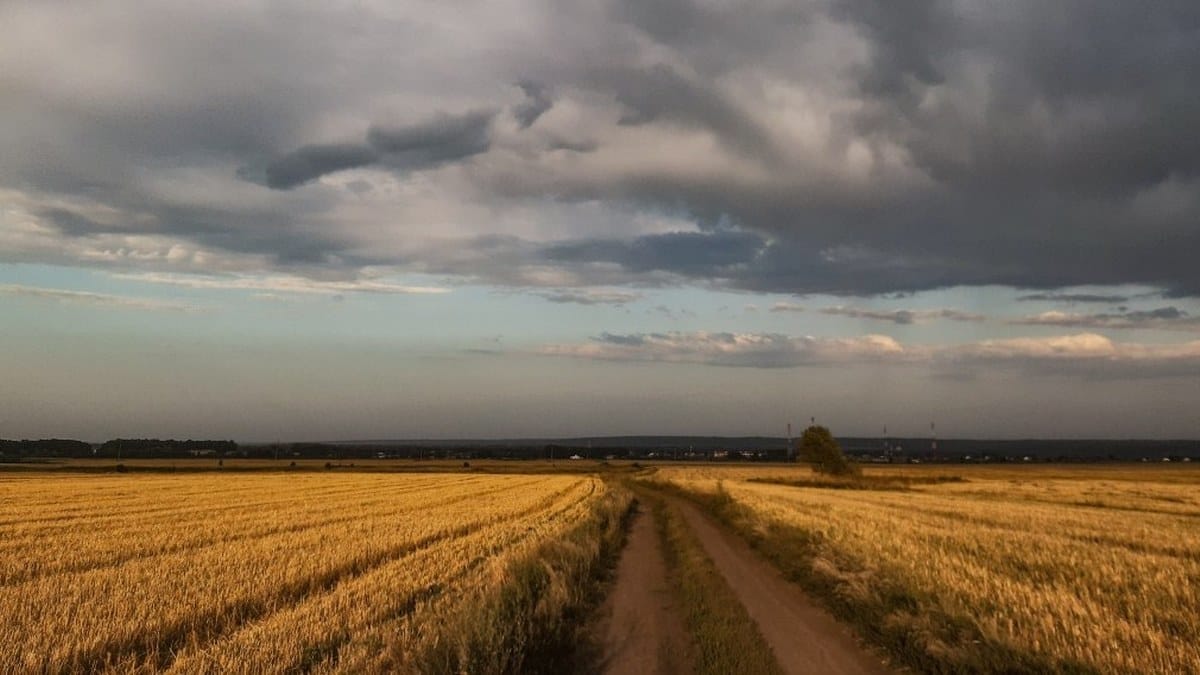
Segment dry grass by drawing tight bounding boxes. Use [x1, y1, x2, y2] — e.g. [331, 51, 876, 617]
[645, 491, 783, 675]
[648, 464, 1200, 674]
[394, 485, 633, 674]
[0, 472, 620, 673]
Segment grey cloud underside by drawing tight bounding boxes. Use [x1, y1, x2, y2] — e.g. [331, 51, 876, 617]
[3, 2, 1200, 297]
[1017, 293, 1131, 304]
[536, 289, 641, 306]
[604, 64, 779, 161]
[247, 110, 496, 190]
[545, 0, 1200, 295]
[542, 230, 765, 278]
[1013, 306, 1200, 331]
[36, 200, 357, 268]
[542, 331, 1200, 379]
[841, 1, 1200, 197]
[512, 81, 553, 129]
[255, 144, 380, 191]
[819, 306, 985, 325]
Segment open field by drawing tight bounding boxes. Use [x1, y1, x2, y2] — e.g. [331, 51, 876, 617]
[0, 471, 628, 673]
[0, 457, 629, 474]
[6, 462, 1198, 674]
[646, 464, 1200, 674]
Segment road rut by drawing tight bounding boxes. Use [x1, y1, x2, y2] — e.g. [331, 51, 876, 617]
[599, 503, 694, 675]
[672, 497, 892, 675]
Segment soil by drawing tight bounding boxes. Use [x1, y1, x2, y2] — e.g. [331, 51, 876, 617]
[671, 496, 893, 675]
[597, 502, 695, 675]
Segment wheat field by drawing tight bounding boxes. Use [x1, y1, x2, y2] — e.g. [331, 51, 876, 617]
[651, 464, 1200, 674]
[0, 471, 614, 673]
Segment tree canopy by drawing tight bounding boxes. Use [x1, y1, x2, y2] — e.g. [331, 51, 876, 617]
[798, 425, 858, 476]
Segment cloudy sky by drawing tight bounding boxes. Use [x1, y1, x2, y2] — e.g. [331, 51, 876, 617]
[3, 0, 1199, 441]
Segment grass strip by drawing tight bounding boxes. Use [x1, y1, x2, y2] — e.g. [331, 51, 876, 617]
[663, 480, 1099, 674]
[642, 489, 784, 675]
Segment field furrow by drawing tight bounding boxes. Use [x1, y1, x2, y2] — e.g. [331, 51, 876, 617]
[0, 472, 605, 674]
[163, 479, 600, 673]
[0, 475, 523, 586]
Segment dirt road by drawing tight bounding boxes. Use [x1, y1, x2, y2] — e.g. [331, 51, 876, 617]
[672, 497, 892, 675]
[598, 503, 694, 675]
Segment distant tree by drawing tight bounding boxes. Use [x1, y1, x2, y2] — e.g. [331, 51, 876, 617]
[798, 425, 859, 476]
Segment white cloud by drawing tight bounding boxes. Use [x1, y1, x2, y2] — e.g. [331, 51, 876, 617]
[541, 331, 909, 368]
[942, 333, 1200, 378]
[1012, 308, 1199, 331]
[953, 333, 1122, 360]
[0, 284, 199, 312]
[539, 330, 1200, 378]
[769, 301, 805, 313]
[113, 272, 449, 296]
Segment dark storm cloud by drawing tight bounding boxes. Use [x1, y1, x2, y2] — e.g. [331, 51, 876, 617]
[253, 143, 379, 190]
[1017, 293, 1130, 304]
[835, 0, 948, 97]
[366, 110, 495, 162]
[534, 231, 1006, 297]
[512, 81, 553, 129]
[244, 110, 496, 190]
[40, 208, 142, 237]
[542, 1, 1200, 297]
[604, 64, 778, 160]
[840, 1, 1200, 196]
[543, 230, 765, 277]
[4, 1, 1200, 298]
[608, 0, 815, 74]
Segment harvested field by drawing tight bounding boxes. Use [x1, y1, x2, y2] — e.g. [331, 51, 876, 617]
[649, 464, 1200, 673]
[0, 471, 624, 673]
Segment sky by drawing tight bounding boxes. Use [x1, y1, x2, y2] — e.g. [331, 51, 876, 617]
[2, 0, 1199, 441]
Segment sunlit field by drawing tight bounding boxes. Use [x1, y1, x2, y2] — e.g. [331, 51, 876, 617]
[0, 471, 624, 673]
[649, 464, 1200, 673]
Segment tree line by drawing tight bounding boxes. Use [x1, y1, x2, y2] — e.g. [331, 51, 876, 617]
[0, 438, 237, 458]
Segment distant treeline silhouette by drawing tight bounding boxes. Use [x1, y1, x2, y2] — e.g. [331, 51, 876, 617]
[2, 436, 1198, 462]
[98, 439, 238, 458]
[0, 438, 237, 459]
[0, 439, 92, 456]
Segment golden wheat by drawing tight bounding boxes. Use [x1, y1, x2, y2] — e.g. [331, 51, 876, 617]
[652, 464, 1200, 674]
[0, 472, 610, 673]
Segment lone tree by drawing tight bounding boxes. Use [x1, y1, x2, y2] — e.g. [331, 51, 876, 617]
[798, 425, 858, 476]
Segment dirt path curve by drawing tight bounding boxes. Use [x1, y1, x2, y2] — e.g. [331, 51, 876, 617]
[598, 502, 693, 675]
[671, 497, 893, 675]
